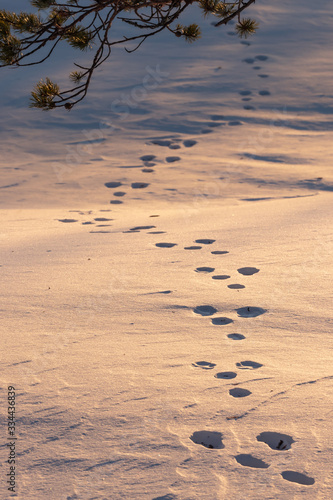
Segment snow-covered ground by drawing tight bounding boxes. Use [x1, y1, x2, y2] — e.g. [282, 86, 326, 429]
[1, 1, 332, 498]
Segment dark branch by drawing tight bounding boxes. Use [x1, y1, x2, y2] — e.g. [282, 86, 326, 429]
[0, 0, 258, 109]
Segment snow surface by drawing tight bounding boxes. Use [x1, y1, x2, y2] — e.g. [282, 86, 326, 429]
[1, 0, 332, 499]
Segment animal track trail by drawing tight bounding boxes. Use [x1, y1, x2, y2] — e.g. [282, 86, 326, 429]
[147, 137, 197, 151]
[58, 210, 118, 231]
[104, 181, 128, 204]
[232, 432, 314, 484]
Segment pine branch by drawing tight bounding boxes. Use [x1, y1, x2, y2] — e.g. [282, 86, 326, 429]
[30, 77, 60, 109]
[0, 0, 258, 109]
[235, 17, 258, 38]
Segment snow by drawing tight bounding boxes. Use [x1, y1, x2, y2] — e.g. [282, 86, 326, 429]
[1, 0, 332, 498]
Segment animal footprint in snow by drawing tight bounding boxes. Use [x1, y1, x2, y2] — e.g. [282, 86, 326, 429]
[192, 361, 216, 370]
[242, 57, 255, 64]
[131, 182, 149, 189]
[281, 471, 315, 485]
[227, 333, 246, 340]
[236, 360, 263, 370]
[215, 371, 237, 379]
[183, 139, 197, 148]
[211, 317, 233, 326]
[130, 225, 156, 231]
[195, 267, 215, 273]
[166, 156, 181, 163]
[105, 181, 122, 188]
[237, 267, 260, 276]
[256, 432, 294, 451]
[236, 306, 266, 318]
[229, 388, 252, 398]
[193, 305, 217, 316]
[140, 154, 156, 162]
[155, 242, 177, 248]
[90, 230, 111, 233]
[190, 431, 224, 449]
[195, 239, 216, 245]
[235, 454, 270, 469]
[150, 139, 172, 147]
